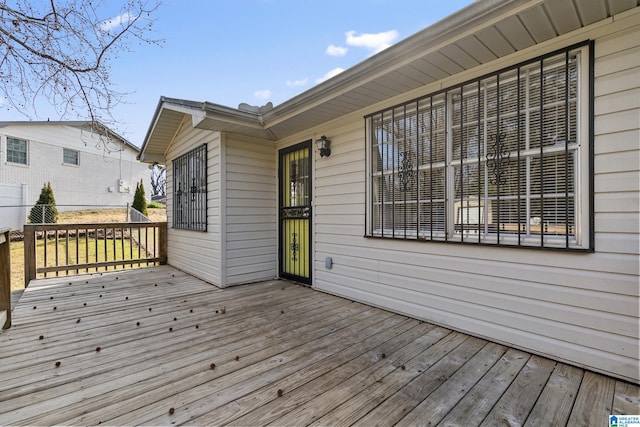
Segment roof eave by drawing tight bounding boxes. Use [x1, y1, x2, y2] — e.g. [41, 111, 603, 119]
[261, 0, 530, 125]
[138, 97, 268, 162]
[0, 120, 139, 153]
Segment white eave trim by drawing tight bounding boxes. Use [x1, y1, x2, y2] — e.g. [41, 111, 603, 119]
[194, 102, 264, 130]
[260, 0, 536, 125]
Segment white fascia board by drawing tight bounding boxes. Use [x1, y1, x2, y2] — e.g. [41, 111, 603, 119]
[192, 102, 264, 130]
[260, 0, 536, 127]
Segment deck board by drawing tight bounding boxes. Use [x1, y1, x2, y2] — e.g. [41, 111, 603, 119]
[0, 265, 638, 426]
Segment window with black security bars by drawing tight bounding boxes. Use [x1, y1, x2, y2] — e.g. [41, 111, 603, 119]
[366, 42, 591, 250]
[173, 144, 207, 231]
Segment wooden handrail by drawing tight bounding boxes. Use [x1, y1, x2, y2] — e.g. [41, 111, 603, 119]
[23, 222, 167, 286]
[0, 229, 11, 329]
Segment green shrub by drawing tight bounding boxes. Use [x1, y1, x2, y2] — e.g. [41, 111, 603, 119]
[29, 182, 58, 223]
[132, 179, 148, 216]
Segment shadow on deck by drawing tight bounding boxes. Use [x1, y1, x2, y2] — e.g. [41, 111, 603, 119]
[1, 266, 638, 426]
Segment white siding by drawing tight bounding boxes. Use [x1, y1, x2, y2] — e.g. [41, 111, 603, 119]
[0, 123, 148, 212]
[224, 135, 277, 286]
[166, 122, 222, 286]
[280, 13, 639, 383]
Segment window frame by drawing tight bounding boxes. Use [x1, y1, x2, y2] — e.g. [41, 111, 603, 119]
[6, 136, 28, 165]
[62, 148, 80, 166]
[172, 144, 208, 232]
[365, 41, 593, 251]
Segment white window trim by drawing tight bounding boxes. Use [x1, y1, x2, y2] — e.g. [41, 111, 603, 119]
[62, 148, 80, 166]
[5, 135, 29, 166]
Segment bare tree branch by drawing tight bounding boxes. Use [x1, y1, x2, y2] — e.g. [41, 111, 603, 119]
[0, 0, 162, 126]
[150, 164, 166, 196]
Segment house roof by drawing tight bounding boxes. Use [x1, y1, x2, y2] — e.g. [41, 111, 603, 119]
[0, 120, 140, 153]
[139, 0, 639, 162]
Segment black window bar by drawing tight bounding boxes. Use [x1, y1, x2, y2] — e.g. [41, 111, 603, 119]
[366, 42, 590, 250]
[173, 144, 207, 231]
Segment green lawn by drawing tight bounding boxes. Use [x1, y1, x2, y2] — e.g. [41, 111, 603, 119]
[10, 237, 148, 292]
[8, 208, 166, 292]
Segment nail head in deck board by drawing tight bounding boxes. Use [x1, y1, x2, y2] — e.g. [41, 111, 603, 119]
[348, 336, 488, 427]
[438, 348, 531, 426]
[118, 306, 397, 425]
[194, 320, 430, 426]
[522, 363, 584, 426]
[3, 266, 638, 426]
[479, 355, 557, 427]
[85, 304, 362, 422]
[266, 329, 463, 427]
[613, 380, 640, 415]
[126, 316, 400, 424]
[395, 342, 508, 427]
[567, 371, 616, 426]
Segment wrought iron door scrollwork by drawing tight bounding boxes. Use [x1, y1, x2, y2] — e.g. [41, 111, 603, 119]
[290, 232, 299, 261]
[281, 207, 309, 218]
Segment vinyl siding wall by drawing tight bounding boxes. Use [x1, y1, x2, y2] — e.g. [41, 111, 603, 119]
[166, 121, 222, 286]
[0, 123, 148, 211]
[278, 11, 639, 383]
[224, 135, 277, 286]
[166, 128, 277, 287]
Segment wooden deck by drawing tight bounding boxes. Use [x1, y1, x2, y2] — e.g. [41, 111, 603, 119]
[1, 266, 637, 426]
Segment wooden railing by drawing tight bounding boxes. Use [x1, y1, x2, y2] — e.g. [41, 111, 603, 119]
[23, 222, 167, 286]
[0, 229, 11, 330]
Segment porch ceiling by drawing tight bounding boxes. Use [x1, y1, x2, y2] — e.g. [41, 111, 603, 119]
[139, 0, 639, 159]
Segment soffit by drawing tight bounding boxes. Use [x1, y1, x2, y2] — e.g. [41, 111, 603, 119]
[264, 0, 639, 139]
[140, 0, 638, 157]
[139, 107, 186, 161]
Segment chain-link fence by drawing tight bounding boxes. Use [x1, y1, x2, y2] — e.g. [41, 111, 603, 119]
[3, 204, 166, 291]
[0, 204, 164, 233]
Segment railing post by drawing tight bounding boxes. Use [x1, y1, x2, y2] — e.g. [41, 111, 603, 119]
[23, 224, 37, 287]
[159, 223, 167, 265]
[0, 229, 12, 329]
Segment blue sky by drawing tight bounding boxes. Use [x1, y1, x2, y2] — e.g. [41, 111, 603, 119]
[5, 0, 474, 147]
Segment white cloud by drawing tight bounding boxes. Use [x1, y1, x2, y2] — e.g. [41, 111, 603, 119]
[254, 89, 271, 99]
[326, 44, 348, 57]
[345, 30, 399, 54]
[286, 78, 309, 88]
[100, 12, 133, 32]
[315, 67, 345, 84]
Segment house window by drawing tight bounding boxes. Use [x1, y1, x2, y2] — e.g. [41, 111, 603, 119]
[63, 148, 79, 165]
[366, 43, 592, 250]
[173, 144, 207, 231]
[6, 137, 28, 165]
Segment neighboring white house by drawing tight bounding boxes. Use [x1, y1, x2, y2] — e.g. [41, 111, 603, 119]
[0, 121, 151, 227]
[139, 0, 640, 384]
